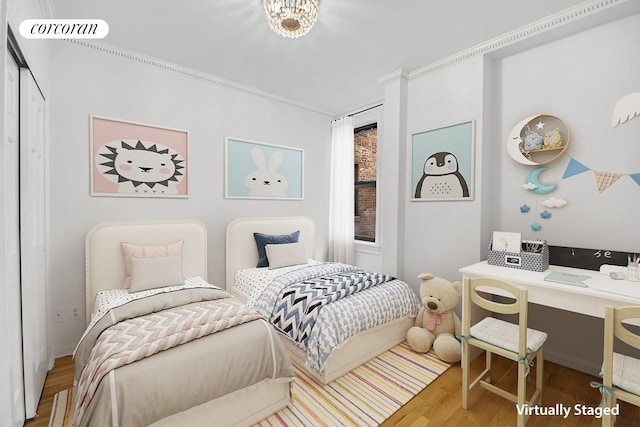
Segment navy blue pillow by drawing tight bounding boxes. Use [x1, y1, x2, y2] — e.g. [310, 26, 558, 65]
[254, 231, 300, 268]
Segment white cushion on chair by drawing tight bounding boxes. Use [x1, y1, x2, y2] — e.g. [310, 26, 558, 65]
[470, 317, 547, 353]
[613, 352, 640, 396]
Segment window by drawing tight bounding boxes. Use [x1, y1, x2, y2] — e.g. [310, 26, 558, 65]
[354, 123, 377, 242]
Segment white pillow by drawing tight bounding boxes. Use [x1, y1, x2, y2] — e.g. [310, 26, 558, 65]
[120, 240, 183, 289]
[129, 255, 185, 292]
[265, 242, 308, 269]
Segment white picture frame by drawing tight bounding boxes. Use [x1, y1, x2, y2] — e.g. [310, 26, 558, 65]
[90, 115, 189, 198]
[225, 137, 304, 200]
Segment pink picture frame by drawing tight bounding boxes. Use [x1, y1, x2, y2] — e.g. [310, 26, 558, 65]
[90, 115, 189, 198]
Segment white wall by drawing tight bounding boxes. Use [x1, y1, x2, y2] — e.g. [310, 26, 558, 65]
[395, 10, 640, 375]
[496, 13, 640, 250]
[379, 72, 409, 278]
[403, 56, 487, 293]
[48, 41, 332, 356]
[491, 12, 640, 374]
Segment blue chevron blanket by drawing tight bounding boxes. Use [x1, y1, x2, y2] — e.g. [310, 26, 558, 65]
[253, 263, 394, 344]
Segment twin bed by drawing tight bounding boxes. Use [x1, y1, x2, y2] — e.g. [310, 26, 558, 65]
[78, 220, 293, 427]
[76, 217, 419, 426]
[225, 216, 419, 384]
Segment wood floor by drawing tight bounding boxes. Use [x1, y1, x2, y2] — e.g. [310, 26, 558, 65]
[25, 353, 640, 427]
[24, 355, 74, 427]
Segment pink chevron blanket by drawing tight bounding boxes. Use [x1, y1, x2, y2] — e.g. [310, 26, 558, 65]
[73, 292, 260, 427]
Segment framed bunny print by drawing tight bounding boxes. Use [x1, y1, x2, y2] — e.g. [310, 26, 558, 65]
[224, 137, 304, 200]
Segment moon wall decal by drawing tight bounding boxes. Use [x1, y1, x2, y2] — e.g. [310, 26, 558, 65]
[507, 115, 539, 165]
[526, 166, 557, 194]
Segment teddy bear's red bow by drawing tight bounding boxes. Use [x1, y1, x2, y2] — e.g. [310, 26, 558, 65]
[426, 312, 446, 331]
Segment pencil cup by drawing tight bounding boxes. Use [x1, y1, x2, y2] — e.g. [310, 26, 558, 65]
[628, 262, 640, 282]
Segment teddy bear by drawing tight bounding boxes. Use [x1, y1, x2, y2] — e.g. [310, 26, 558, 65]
[406, 273, 462, 363]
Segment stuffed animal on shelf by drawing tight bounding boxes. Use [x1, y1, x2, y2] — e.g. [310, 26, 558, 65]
[543, 128, 564, 148]
[406, 273, 462, 363]
[522, 131, 544, 151]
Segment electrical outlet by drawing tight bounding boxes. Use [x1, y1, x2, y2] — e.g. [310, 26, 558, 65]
[71, 306, 81, 320]
[53, 309, 64, 323]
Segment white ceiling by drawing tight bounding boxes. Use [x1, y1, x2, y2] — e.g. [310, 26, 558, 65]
[51, 0, 588, 116]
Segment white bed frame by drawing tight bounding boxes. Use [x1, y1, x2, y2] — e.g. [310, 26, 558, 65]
[85, 220, 290, 427]
[225, 216, 414, 384]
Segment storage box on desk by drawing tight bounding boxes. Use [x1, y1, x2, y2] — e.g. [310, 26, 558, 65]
[487, 239, 549, 272]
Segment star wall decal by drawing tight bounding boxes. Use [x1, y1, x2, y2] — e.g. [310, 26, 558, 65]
[520, 204, 531, 213]
[530, 222, 542, 231]
[536, 120, 546, 130]
[540, 210, 552, 219]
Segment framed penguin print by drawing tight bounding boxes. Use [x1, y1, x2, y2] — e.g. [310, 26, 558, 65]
[411, 120, 475, 201]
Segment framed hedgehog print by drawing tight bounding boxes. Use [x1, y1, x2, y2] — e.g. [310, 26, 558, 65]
[90, 116, 189, 198]
[411, 119, 475, 201]
[225, 137, 303, 200]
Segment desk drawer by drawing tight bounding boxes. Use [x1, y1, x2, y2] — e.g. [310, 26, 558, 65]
[529, 286, 599, 316]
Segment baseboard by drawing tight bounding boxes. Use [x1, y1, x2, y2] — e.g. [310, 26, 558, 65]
[544, 348, 600, 377]
[53, 346, 76, 359]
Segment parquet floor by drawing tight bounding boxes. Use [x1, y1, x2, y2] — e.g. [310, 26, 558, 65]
[24, 353, 640, 427]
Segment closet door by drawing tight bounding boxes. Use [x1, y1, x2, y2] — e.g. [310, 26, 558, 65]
[1, 52, 26, 427]
[20, 68, 48, 419]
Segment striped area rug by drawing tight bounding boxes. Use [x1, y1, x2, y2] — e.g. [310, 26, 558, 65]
[50, 343, 449, 427]
[49, 387, 75, 427]
[256, 342, 450, 426]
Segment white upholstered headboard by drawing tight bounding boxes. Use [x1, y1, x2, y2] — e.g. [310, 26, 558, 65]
[85, 220, 207, 325]
[225, 216, 315, 290]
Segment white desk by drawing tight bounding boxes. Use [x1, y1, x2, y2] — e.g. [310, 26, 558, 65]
[460, 261, 640, 373]
[460, 261, 640, 322]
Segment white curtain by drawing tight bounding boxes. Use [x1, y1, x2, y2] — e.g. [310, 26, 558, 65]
[328, 116, 355, 264]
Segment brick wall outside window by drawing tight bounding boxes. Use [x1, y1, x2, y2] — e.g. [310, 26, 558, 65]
[354, 126, 377, 241]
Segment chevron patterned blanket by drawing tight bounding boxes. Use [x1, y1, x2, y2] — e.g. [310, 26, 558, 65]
[73, 291, 261, 427]
[252, 263, 419, 373]
[255, 263, 394, 344]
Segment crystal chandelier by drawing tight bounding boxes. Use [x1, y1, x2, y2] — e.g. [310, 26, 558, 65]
[263, 0, 319, 39]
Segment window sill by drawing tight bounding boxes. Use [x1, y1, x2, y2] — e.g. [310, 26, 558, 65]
[355, 240, 380, 255]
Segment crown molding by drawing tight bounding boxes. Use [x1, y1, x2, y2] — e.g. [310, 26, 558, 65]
[409, 0, 631, 80]
[377, 69, 409, 85]
[65, 39, 333, 117]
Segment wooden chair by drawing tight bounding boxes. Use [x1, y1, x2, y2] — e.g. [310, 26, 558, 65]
[600, 305, 640, 427]
[461, 277, 547, 427]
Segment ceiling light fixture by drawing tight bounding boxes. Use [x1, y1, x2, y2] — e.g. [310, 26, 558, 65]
[263, 0, 319, 39]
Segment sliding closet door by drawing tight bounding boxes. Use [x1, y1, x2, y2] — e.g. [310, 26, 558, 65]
[1, 52, 26, 427]
[20, 68, 48, 419]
